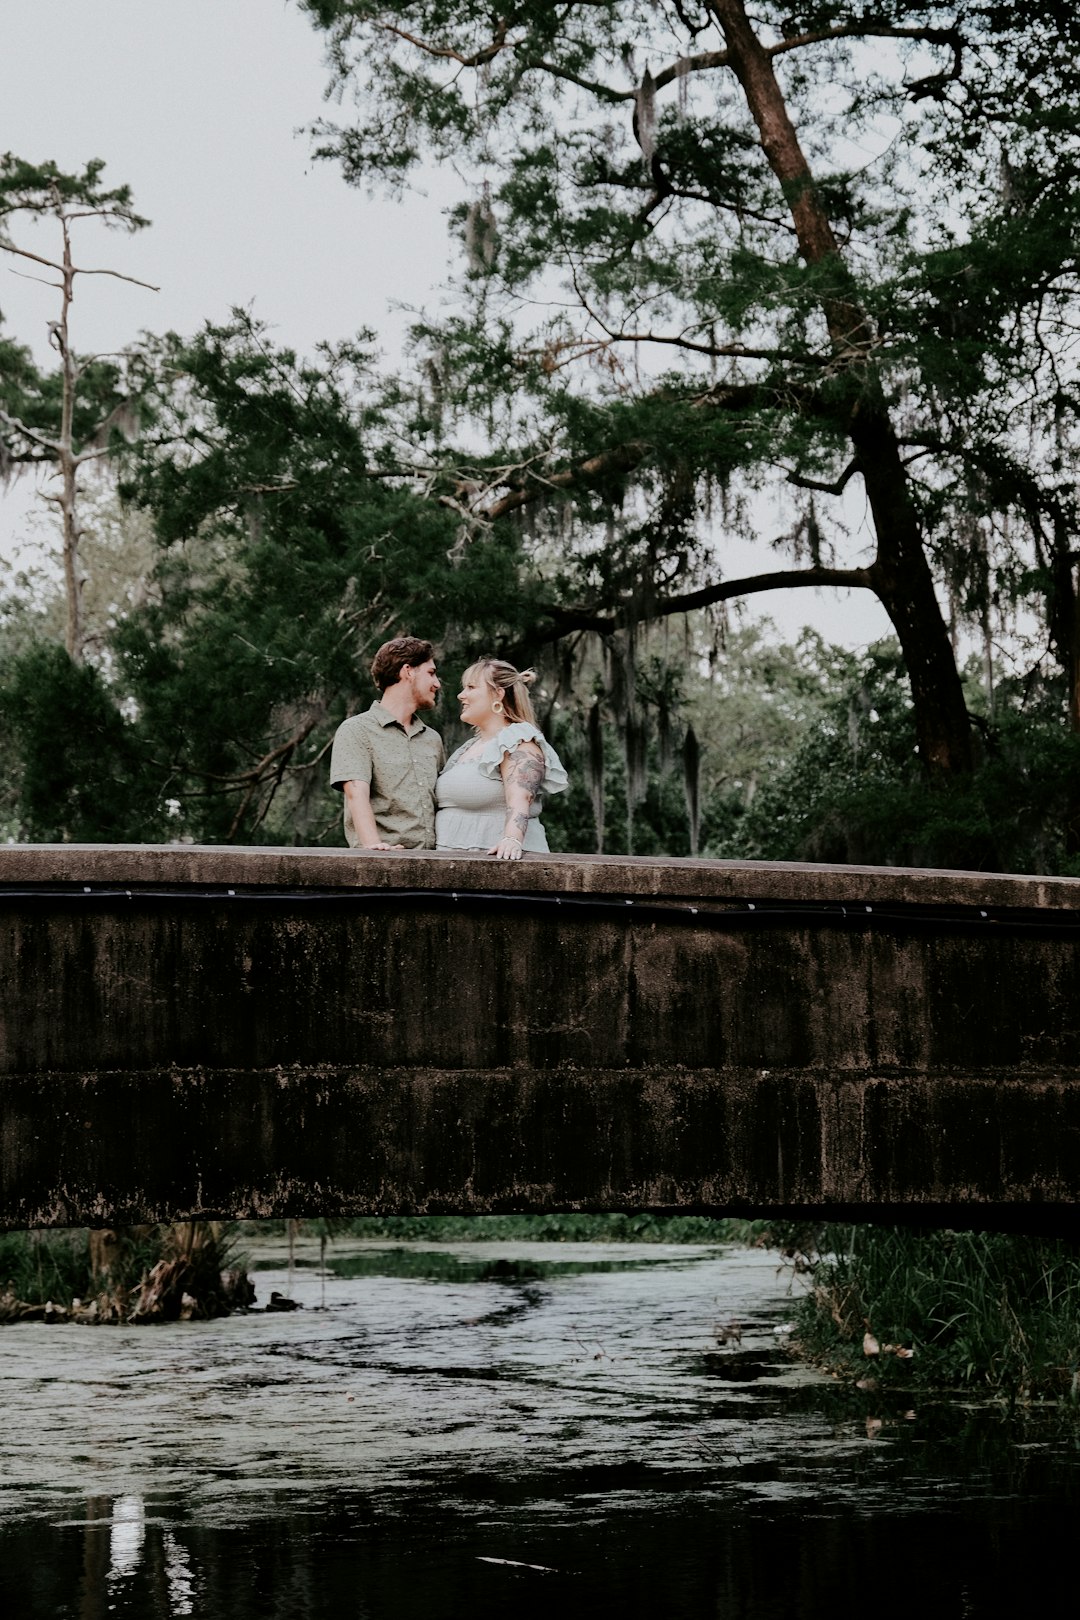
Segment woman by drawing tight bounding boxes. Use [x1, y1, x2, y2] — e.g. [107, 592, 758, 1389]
[435, 657, 567, 859]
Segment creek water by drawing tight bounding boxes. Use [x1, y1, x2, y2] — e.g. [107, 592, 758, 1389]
[0, 1236, 1077, 1619]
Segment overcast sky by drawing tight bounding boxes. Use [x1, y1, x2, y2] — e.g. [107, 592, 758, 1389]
[1, 0, 892, 646]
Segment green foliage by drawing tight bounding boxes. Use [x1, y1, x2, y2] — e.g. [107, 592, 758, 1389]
[794, 1224, 1080, 1403]
[539, 619, 861, 858]
[536, 619, 1080, 873]
[726, 639, 1080, 871]
[0, 1229, 89, 1305]
[0, 152, 146, 228]
[0, 641, 164, 842]
[108, 313, 542, 842]
[299, 2, 1080, 798]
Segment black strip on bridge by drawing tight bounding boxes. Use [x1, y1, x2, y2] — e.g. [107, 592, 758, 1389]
[1, 882, 1079, 940]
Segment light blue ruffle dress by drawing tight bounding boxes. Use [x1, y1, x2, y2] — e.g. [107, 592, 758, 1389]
[435, 722, 568, 851]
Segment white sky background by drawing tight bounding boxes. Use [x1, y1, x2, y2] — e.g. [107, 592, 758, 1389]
[0, 0, 894, 648]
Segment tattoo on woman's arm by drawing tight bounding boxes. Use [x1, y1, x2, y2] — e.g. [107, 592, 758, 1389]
[506, 748, 544, 796]
[509, 810, 530, 840]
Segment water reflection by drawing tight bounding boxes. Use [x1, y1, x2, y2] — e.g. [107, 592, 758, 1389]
[107, 1495, 144, 1583]
[1, 1240, 1078, 1618]
[22, 1476, 1080, 1620]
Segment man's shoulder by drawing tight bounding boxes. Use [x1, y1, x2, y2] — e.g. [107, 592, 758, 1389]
[334, 704, 383, 738]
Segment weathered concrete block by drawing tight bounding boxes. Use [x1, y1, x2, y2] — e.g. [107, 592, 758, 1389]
[1, 845, 1079, 1228]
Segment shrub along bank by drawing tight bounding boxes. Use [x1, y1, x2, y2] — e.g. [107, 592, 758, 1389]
[0, 1223, 249, 1324]
[785, 1225, 1080, 1406]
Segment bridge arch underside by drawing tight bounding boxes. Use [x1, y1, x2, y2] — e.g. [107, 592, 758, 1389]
[2, 847, 1080, 1233]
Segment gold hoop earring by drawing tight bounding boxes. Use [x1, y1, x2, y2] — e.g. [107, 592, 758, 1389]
[491, 699, 505, 715]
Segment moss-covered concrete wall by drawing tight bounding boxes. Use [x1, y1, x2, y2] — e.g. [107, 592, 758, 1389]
[2, 845, 1080, 1227]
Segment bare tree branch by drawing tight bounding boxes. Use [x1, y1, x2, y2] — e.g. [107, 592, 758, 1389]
[1, 241, 64, 275]
[520, 57, 630, 102]
[8, 267, 65, 291]
[1, 238, 158, 291]
[583, 325, 827, 365]
[68, 265, 160, 292]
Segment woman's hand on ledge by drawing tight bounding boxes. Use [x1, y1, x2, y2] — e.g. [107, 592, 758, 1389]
[489, 836, 525, 861]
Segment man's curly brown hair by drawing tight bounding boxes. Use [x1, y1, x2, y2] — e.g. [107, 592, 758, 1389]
[370, 636, 435, 692]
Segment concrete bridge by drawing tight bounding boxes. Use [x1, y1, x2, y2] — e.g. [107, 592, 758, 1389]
[2, 845, 1080, 1231]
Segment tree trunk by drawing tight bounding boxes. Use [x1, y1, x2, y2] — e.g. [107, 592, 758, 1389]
[709, 0, 975, 778]
[57, 215, 84, 664]
[851, 408, 976, 778]
[1046, 518, 1080, 853]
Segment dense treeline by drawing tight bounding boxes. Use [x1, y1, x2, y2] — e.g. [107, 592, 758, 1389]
[2, 5, 1079, 864]
[0, 290, 1077, 867]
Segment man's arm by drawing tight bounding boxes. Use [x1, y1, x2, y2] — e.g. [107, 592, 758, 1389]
[343, 780, 403, 851]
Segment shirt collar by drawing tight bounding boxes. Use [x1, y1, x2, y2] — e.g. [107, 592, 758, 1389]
[370, 700, 426, 736]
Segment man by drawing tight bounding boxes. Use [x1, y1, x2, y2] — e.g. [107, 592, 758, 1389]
[330, 636, 444, 849]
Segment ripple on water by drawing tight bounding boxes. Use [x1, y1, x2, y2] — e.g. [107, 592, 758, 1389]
[0, 1241, 1078, 1617]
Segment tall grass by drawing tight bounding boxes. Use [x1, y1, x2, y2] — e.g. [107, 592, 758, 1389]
[794, 1226, 1080, 1403]
[0, 1229, 90, 1304]
[0, 1224, 245, 1320]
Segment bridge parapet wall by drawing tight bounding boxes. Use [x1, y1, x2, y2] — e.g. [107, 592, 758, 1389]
[1, 845, 1079, 1228]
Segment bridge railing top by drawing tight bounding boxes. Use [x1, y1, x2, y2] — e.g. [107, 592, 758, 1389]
[0, 844, 1078, 910]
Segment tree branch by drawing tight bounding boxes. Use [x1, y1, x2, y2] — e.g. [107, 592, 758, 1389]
[587, 325, 828, 365]
[784, 459, 859, 495]
[0, 405, 61, 455]
[377, 18, 514, 67]
[482, 439, 649, 520]
[768, 22, 962, 64]
[652, 48, 730, 92]
[1, 238, 158, 291]
[520, 57, 630, 102]
[70, 265, 160, 292]
[8, 267, 64, 291]
[536, 563, 875, 638]
[1, 241, 64, 275]
[2, 238, 158, 292]
[521, 45, 734, 103]
[661, 563, 873, 615]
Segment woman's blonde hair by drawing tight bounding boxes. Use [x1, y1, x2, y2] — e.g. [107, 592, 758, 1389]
[464, 656, 538, 726]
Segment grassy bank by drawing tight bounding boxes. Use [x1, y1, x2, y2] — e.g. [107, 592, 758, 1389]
[0, 1224, 246, 1322]
[791, 1225, 1080, 1405]
[244, 1213, 760, 1244]
[0, 1214, 754, 1318]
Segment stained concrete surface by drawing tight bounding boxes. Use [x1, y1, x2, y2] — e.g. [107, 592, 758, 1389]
[2, 847, 1079, 1227]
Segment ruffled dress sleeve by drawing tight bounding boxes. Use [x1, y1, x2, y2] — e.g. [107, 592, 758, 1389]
[475, 722, 568, 797]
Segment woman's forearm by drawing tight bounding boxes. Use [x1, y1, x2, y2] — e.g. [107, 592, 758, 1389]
[494, 744, 544, 856]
